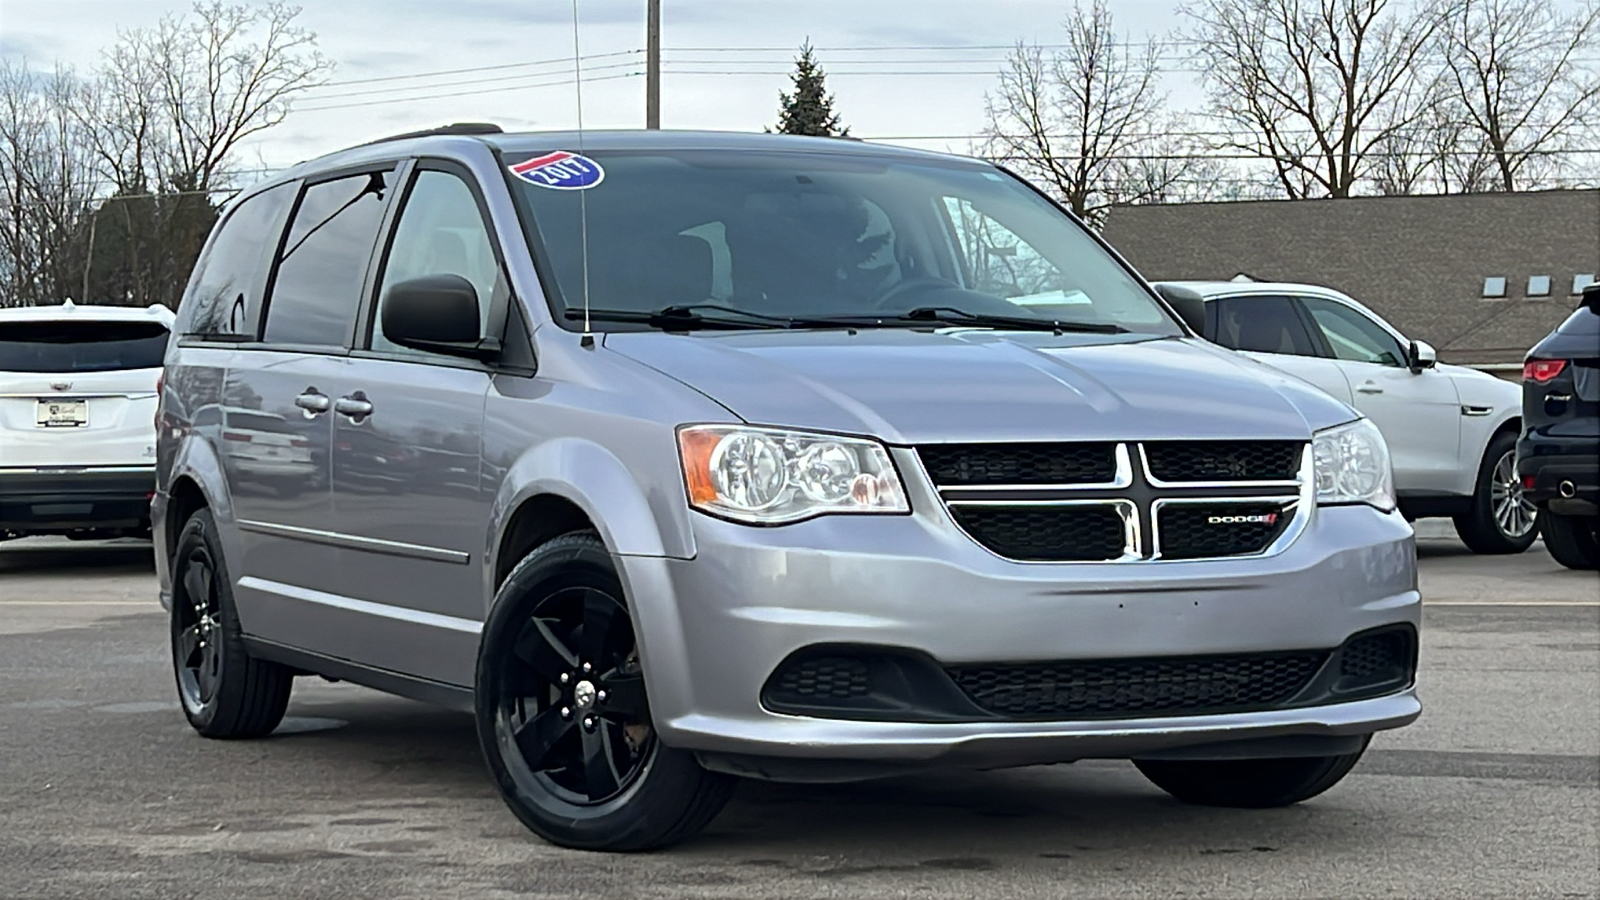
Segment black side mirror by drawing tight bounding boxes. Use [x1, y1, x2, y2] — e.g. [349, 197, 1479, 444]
[1582, 282, 1600, 314]
[380, 275, 497, 360]
[1154, 283, 1207, 335]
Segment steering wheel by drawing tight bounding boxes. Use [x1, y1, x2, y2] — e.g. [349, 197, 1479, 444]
[871, 276, 963, 311]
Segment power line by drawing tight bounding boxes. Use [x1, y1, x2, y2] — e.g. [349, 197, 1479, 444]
[301, 59, 642, 102]
[312, 49, 642, 88]
[293, 71, 642, 113]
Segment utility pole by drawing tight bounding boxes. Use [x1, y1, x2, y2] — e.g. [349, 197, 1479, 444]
[646, 0, 660, 128]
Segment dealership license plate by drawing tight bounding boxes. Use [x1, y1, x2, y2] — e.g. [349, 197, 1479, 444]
[36, 398, 88, 428]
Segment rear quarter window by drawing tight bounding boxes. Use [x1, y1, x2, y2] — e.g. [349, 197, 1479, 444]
[0, 320, 171, 373]
[178, 182, 295, 339]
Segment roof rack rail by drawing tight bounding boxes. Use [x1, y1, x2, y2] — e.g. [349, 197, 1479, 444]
[360, 122, 504, 146]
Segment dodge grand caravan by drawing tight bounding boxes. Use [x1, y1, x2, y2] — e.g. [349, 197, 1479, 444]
[154, 126, 1420, 851]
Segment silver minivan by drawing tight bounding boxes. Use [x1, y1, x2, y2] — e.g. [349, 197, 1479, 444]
[155, 126, 1420, 851]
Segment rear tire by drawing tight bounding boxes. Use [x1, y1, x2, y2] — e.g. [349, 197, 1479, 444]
[1453, 432, 1537, 555]
[1134, 737, 1370, 808]
[170, 508, 293, 738]
[475, 533, 735, 851]
[1539, 511, 1600, 570]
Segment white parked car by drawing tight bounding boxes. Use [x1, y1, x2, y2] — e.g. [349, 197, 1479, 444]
[0, 300, 173, 541]
[1155, 281, 1533, 554]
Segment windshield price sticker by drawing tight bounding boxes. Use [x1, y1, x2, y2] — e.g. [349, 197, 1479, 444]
[508, 151, 605, 190]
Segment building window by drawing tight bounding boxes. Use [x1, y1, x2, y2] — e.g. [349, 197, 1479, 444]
[1482, 276, 1507, 299]
[1575, 274, 1597, 296]
[1527, 275, 1551, 298]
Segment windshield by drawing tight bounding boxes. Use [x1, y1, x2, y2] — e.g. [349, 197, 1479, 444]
[0, 320, 170, 373]
[508, 148, 1180, 335]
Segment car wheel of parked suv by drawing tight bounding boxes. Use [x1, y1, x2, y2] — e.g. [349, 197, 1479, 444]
[1453, 432, 1538, 554]
[475, 533, 736, 851]
[171, 508, 293, 738]
[1538, 511, 1600, 570]
[1134, 737, 1370, 808]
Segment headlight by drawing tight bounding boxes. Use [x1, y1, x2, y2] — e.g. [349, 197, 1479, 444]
[1313, 418, 1395, 511]
[678, 425, 910, 524]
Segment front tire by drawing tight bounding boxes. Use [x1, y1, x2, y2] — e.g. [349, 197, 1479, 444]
[170, 508, 293, 738]
[1454, 432, 1537, 554]
[1134, 737, 1370, 808]
[475, 533, 735, 851]
[1539, 511, 1600, 570]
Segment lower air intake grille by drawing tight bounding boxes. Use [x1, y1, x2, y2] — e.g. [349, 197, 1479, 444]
[1339, 628, 1414, 686]
[950, 505, 1127, 561]
[948, 651, 1327, 719]
[768, 656, 871, 701]
[1157, 502, 1292, 559]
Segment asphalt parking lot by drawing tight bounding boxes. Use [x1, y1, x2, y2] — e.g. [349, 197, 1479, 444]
[1, 525, 1595, 900]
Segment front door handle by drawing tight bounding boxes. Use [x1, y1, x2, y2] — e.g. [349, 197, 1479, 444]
[294, 389, 331, 414]
[334, 393, 374, 420]
[1356, 382, 1384, 394]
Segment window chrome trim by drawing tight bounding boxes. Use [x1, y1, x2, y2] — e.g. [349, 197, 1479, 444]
[236, 519, 470, 565]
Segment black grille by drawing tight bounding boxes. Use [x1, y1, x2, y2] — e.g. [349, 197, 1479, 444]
[1157, 502, 1291, 560]
[1144, 441, 1302, 482]
[951, 505, 1127, 561]
[1340, 629, 1413, 683]
[768, 656, 871, 700]
[948, 651, 1326, 719]
[919, 443, 1117, 486]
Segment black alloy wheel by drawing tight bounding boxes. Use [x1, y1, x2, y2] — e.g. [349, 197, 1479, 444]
[1455, 432, 1539, 554]
[169, 508, 292, 738]
[174, 544, 224, 711]
[495, 584, 655, 805]
[476, 533, 735, 851]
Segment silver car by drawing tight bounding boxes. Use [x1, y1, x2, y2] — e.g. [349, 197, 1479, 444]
[154, 127, 1420, 851]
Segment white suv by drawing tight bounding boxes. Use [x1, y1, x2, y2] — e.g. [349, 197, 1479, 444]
[1157, 281, 1533, 554]
[0, 300, 173, 541]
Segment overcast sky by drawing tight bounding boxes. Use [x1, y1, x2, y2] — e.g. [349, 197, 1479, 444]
[1, 0, 1199, 175]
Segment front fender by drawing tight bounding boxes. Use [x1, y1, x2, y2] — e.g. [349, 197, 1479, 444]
[487, 435, 694, 578]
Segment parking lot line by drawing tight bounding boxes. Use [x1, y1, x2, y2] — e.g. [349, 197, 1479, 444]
[0, 600, 153, 605]
[1425, 600, 1600, 607]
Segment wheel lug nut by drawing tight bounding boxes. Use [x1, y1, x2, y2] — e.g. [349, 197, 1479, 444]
[581, 716, 596, 731]
[596, 690, 608, 704]
[559, 672, 570, 685]
[559, 706, 571, 720]
[581, 662, 593, 674]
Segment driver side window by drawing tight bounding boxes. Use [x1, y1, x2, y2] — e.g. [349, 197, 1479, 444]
[372, 169, 504, 355]
[1298, 296, 1406, 367]
[941, 197, 1079, 307]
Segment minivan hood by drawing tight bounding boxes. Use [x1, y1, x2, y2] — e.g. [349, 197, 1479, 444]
[604, 330, 1356, 443]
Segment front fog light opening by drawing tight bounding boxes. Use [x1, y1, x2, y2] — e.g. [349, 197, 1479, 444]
[679, 425, 910, 525]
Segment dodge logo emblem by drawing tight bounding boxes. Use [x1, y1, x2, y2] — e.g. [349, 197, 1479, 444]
[50, 382, 72, 391]
[1208, 513, 1279, 525]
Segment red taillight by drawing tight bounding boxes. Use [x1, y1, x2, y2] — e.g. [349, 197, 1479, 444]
[289, 438, 310, 448]
[221, 431, 253, 443]
[153, 371, 164, 429]
[1524, 359, 1567, 383]
[1523, 475, 1536, 489]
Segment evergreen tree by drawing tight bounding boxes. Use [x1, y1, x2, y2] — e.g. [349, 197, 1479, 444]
[775, 41, 849, 136]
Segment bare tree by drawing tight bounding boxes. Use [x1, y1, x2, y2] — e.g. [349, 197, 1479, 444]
[1433, 0, 1600, 191]
[1185, 0, 1444, 198]
[983, 0, 1203, 224]
[0, 61, 95, 307]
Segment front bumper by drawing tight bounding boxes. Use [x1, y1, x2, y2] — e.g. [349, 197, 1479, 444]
[0, 466, 155, 534]
[619, 501, 1420, 770]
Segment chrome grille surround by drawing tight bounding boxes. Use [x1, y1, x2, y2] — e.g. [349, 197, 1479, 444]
[920, 442, 1314, 564]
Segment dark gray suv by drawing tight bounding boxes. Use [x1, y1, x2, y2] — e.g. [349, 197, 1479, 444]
[155, 126, 1420, 851]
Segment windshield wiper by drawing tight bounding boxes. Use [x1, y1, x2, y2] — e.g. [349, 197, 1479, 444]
[809, 306, 1128, 334]
[565, 304, 801, 331]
